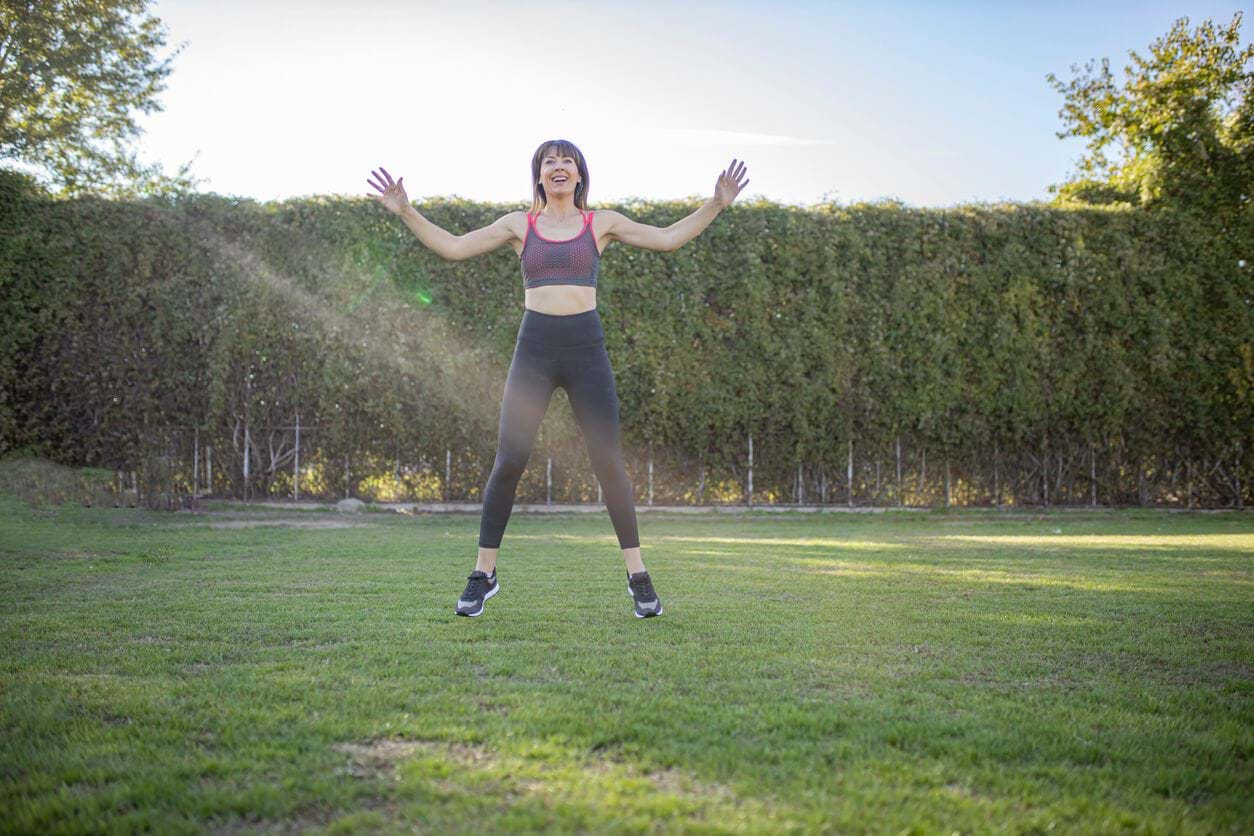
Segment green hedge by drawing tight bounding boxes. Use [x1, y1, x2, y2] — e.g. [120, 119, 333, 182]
[1, 169, 1249, 507]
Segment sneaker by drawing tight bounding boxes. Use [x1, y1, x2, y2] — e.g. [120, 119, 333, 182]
[455, 568, 499, 617]
[627, 570, 663, 618]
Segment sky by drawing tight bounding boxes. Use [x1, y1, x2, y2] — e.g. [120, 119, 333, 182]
[131, 0, 1251, 209]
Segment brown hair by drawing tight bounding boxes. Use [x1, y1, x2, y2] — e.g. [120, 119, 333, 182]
[529, 139, 590, 215]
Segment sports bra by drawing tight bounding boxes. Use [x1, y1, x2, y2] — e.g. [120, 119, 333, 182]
[520, 210, 600, 290]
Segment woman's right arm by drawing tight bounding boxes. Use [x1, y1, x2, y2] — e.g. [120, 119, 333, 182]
[401, 206, 522, 261]
[368, 166, 521, 261]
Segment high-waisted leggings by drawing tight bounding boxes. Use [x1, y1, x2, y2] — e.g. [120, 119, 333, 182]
[478, 307, 640, 550]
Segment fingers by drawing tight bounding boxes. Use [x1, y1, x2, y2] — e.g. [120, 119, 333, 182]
[368, 167, 405, 197]
[716, 158, 748, 201]
[369, 167, 397, 184]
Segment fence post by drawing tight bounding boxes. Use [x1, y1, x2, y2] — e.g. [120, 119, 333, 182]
[206, 446, 213, 496]
[847, 438, 853, 508]
[993, 441, 1000, 509]
[796, 461, 802, 504]
[169, 434, 177, 511]
[648, 442, 654, 506]
[193, 427, 200, 498]
[1042, 435, 1050, 507]
[896, 436, 902, 508]
[1090, 442, 1097, 507]
[344, 453, 350, 500]
[945, 457, 951, 507]
[747, 433, 754, 507]
[919, 447, 926, 504]
[697, 457, 706, 506]
[243, 421, 251, 502]
[546, 456, 552, 505]
[445, 449, 451, 502]
[294, 412, 301, 501]
[820, 466, 827, 505]
[597, 477, 602, 505]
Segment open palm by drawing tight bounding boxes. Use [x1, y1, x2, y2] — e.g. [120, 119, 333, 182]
[367, 166, 409, 215]
[714, 159, 749, 207]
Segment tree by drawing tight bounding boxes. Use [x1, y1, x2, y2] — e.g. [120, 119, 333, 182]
[1046, 12, 1253, 224]
[0, 0, 199, 197]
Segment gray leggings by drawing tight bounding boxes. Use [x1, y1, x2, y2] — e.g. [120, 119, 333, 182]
[478, 307, 640, 550]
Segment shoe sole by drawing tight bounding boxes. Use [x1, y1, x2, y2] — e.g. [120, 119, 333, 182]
[456, 582, 499, 617]
[628, 586, 662, 618]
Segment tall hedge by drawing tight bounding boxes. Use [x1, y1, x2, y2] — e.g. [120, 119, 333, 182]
[1, 170, 1249, 507]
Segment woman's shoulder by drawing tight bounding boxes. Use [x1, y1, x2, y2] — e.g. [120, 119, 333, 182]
[589, 207, 622, 227]
[496, 210, 529, 236]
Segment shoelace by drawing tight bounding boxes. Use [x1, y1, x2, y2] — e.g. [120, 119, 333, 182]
[463, 573, 491, 599]
[630, 575, 656, 601]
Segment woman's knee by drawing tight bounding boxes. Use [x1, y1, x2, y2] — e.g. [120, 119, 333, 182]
[585, 444, 623, 475]
[489, 447, 530, 483]
[596, 459, 633, 493]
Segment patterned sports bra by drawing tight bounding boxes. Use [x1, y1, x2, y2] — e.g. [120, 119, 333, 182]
[520, 210, 600, 290]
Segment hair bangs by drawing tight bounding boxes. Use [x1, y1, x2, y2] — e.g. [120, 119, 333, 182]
[542, 140, 579, 158]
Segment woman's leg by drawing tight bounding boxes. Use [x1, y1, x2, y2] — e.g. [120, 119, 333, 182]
[478, 339, 557, 558]
[562, 342, 642, 568]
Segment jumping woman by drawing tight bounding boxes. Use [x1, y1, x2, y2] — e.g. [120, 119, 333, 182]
[367, 139, 749, 618]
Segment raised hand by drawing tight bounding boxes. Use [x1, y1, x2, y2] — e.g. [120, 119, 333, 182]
[714, 159, 749, 208]
[367, 166, 409, 215]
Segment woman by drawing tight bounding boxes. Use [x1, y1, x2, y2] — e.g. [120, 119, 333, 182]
[367, 139, 749, 619]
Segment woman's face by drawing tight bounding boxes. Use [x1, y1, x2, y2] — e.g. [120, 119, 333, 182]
[540, 148, 580, 197]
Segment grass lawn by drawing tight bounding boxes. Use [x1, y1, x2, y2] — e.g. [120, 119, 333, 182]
[0, 495, 1250, 833]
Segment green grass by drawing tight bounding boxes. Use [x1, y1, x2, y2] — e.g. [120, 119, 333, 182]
[1, 495, 1250, 834]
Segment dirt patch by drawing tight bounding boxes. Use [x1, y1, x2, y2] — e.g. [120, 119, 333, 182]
[332, 738, 493, 779]
[332, 737, 749, 807]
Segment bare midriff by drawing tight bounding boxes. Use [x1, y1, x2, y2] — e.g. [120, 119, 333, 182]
[523, 285, 597, 315]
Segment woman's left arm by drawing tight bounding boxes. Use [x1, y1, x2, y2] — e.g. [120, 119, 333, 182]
[604, 159, 749, 252]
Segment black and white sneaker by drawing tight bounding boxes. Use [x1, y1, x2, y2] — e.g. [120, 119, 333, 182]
[455, 568, 499, 617]
[627, 570, 663, 618]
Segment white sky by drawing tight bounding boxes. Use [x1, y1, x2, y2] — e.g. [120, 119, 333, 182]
[131, 0, 1250, 208]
